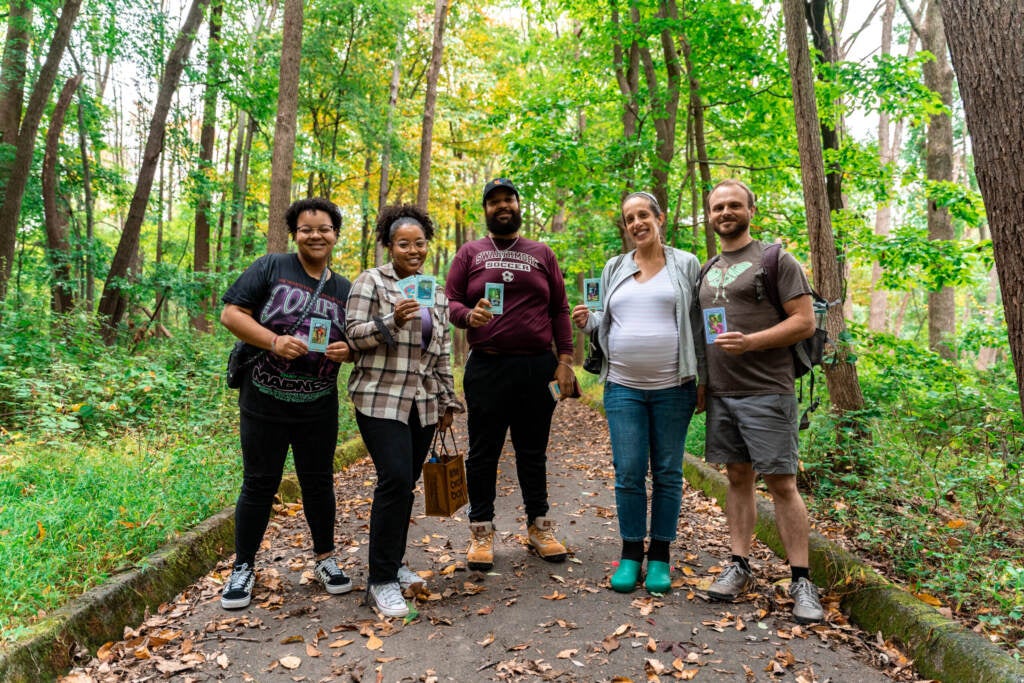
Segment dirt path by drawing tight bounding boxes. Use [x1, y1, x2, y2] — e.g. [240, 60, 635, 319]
[63, 399, 917, 682]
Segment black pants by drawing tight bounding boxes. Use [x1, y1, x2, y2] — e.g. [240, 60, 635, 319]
[356, 405, 436, 585]
[234, 414, 338, 567]
[463, 351, 558, 524]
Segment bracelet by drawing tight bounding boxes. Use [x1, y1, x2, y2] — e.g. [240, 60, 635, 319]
[557, 360, 573, 371]
[271, 335, 279, 352]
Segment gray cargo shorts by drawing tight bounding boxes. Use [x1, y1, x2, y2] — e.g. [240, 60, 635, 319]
[705, 394, 800, 475]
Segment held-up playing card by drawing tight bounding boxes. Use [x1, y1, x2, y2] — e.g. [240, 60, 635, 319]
[583, 278, 602, 310]
[396, 275, 418, 300]
[703, 307, 727, 343]
[415, 275, 436, 306]
[485, 282, 504, 315]
[308, 317, 331, 352]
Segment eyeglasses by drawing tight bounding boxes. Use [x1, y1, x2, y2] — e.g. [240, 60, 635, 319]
[296, 226, 335, 237]
[394, 240, 428, 251]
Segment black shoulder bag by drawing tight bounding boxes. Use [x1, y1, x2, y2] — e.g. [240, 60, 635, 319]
[226, 266, 331, 389]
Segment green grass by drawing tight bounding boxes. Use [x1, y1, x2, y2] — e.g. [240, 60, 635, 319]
[0, 309, 359, 645]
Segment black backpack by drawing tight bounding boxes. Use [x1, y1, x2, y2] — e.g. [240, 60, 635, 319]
[699, 243, 832, 428]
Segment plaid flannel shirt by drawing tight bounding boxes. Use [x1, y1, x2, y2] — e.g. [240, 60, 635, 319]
[345, 263, 463, 425]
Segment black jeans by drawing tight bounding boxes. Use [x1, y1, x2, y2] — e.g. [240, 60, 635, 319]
[463, 351, 558, 524]
[234, 414, 338, 567]
[356, 405, 436, 585]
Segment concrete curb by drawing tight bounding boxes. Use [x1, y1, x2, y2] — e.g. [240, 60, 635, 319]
[0, 435, 368, 683]
[581, 386, 1024, 683]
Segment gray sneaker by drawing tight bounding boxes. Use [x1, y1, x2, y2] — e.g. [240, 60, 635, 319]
[789, 577, 825, 623]
[706, 562, 757, 601]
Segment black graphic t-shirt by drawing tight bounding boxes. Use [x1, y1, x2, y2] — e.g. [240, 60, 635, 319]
[222, 253, 351, 423]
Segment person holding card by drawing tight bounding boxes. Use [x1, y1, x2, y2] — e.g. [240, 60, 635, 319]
[571, 191, 704, 595]
[446, 178, 576, 571]
[345, 204, 463, 618]
[219, 198, 353, 610]
[696, 180, 823, 624]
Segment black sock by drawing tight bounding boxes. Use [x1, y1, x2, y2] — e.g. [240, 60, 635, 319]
[791, 566, 810, 582]
[621, 540, 645, 562]
[731, 555, 751, 573]
[647, 539, 670, 563]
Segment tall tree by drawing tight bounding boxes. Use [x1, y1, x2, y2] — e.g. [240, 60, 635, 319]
[266, 0, 304, 253]
[191, 0, 223, 332]
[0, 0, 32, 157]
[415, 0, 450, 211]
[781, 0, 865, 437]
[42, 73, 85, 313]
[0, 0, 84, 302]
[940, 0, 1024, 414]
[97, 0, 210, 341]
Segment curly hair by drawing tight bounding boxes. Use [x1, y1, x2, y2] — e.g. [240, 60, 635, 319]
[375, 204, 435, 246]
[285, 198, 342, 235]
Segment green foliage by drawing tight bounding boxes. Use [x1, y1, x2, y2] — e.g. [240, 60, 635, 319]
[0, 304, 358, 643]
[800, 330, 1024, 649]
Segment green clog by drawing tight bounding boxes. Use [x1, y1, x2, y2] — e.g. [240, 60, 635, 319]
[645, 560, 671, 594]
[610, 558, 643, 593]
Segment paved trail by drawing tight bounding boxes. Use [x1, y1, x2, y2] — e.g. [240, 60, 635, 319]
[67, 399, 911, 682]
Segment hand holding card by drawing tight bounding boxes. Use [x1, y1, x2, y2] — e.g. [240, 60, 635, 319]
[484, 283, 504, 315]
[703, 307, 727, 343]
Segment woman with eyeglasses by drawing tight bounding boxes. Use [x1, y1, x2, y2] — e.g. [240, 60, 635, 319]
[345, 204, 463, 617]
[219, 198, 354, 610]
[571, 191, 704, 595]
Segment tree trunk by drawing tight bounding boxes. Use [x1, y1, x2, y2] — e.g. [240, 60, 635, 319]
[97, 0, 209, 342]
[266, 0, 304, 254]
[0, 0, 84, 302]
[805, 0, 843, 213]
[637, 0, 681, 213]
[76, 83, 97, 307]
[190, 0, 222, 332]
[416, 0, 449, 211]
[42, 73, 84, 313]
[921, 0, 956, 359]
[0, 0, 32, 153]
[681, 39, 714, 258]
[377, 24, 404, 268]
[940, 0, 1024, 415]
[781, 0, 866, 446]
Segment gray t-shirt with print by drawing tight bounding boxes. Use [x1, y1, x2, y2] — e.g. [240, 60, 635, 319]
[698, 240, 811, 396]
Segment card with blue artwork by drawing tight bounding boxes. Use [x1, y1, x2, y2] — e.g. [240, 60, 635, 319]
[583, 278, 602, 310]
[396, 275, 418, 300]
[415, 275, 436, 306]
[703, 307, 727, 343]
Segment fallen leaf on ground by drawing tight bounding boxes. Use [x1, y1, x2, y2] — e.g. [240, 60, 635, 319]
[279, 655, 301, 669]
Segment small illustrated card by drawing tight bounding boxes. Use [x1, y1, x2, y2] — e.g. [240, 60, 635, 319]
[583, 278, 602, 310]
[396, 275, 418, 300]
[308, 317, 331, 352]
[485, 282, 504, 315]
[415, 275, 436, 307]
[548, 380, 562, 401]
[703, 307, 727, 343]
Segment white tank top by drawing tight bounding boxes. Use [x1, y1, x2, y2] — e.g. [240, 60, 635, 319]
[606, 267, 680, 390]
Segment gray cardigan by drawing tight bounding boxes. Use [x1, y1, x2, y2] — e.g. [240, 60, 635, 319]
[582, 246, 706, 385]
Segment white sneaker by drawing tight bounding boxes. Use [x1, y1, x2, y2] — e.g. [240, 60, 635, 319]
[367, 581, 409, 617]
[397, 565, 426, 594]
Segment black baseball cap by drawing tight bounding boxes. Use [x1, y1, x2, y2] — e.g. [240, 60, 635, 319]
[482, 178, 520, 205]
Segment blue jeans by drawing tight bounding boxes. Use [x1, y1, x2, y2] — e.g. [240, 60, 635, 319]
[603, 380, 697, 542]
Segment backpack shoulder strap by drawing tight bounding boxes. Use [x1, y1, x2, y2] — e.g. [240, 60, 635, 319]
[760, 242, 785, 317]
[697, 254, 721, 288]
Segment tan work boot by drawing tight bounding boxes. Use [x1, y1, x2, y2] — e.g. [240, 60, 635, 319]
[527, 516, 567, 562]
[467, 522, 495, 570]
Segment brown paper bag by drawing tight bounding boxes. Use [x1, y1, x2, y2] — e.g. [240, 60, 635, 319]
[422, 426, 468, 516]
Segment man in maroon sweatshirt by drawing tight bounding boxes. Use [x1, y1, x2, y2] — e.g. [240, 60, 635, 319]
[446, 178, 576, 570]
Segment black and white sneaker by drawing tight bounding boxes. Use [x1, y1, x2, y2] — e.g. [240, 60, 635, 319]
[314, 556, 353, 595]
[221, 563, 255, 609]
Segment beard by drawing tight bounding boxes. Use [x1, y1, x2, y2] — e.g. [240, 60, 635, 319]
[486, 209, 522, 236]
[712, 215, 750, 238]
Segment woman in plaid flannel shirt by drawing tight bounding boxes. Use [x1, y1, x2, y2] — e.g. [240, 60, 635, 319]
[345, 204, 463, 617]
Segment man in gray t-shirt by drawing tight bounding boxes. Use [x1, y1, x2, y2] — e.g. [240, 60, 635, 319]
[696, 179, 825, 624]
